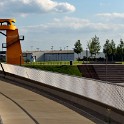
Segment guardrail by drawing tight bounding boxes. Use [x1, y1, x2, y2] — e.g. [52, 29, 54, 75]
[0, 63, 124, 123]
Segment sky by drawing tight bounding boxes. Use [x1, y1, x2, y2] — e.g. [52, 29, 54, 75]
[0, 0, 124, 51]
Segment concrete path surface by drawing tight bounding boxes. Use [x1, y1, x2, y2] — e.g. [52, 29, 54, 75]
[0, 79, 95, 124]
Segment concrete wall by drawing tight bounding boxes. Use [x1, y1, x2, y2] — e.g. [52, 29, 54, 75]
[3, 72, 124, 124]
[1, 63, 124, 123]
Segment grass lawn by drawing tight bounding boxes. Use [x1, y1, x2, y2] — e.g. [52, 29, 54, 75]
[24, 64, 82, 77]
[25, 61, 83, 65]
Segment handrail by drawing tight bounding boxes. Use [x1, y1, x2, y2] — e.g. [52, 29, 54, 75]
[0, 63, 6, 77]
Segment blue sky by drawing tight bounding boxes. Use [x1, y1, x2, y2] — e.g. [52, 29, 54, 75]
[1, 0, 124, 51]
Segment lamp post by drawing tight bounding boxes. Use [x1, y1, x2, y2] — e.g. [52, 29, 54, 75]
[106, 54, 108, 77]
[30, 46, 33, 51]
[66, 46, 68, 61]
[36, 48, 39, 51]
[122, 46, 123, 62]
[86, 48, 88, 63]
[51, 46, 53, 51]
[51, 46, 53, 61]
[105, 50, 108, 82]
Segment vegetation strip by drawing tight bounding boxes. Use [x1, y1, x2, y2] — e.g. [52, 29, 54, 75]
[24, 65, 82, 77]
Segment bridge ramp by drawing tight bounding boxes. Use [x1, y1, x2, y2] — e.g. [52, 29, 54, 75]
[0, 79, 95, 124]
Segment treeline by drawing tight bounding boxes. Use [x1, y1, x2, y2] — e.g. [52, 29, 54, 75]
[74, 35, 124, 61]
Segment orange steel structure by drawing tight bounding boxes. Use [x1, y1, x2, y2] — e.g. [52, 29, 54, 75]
[0, 19, 24, 65]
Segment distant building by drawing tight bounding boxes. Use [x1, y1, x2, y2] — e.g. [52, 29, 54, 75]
[23, 50, 105, 62]
[44, 50, 74, 61]
[23, 50, 74, 62]
[23, 52, 32, 62]
[74, 51, 105, 60]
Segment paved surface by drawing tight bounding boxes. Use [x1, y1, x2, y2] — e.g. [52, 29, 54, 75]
[0, 79, 95, 124]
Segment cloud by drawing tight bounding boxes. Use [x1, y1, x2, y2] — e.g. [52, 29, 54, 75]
[56, 17, 124, 32]
[22, 16, 120, 33]
[19, 16, 124, 51]
[51, 17, 90, 29]
[20, 17, 124, 40]
[97, 13, 124, 19]
[0, 0, 75, 17]
[21, 17, 116, 35]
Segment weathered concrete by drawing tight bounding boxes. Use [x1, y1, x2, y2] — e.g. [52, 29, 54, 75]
[0, 80, 95, 124]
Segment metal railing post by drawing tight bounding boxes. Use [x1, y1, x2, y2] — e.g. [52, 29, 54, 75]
[0, 63, 6, 77]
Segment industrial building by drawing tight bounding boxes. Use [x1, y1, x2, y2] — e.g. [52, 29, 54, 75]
[23, 50, 105, 62]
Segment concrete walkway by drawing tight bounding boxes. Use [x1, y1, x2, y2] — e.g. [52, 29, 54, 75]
[0, 79, 95, 124]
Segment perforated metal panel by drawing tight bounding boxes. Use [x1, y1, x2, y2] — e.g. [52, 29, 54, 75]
[1, 63, 124, 111]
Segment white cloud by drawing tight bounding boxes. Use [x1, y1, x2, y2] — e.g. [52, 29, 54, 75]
[52, 17, 90, 29]
[23, 16, 123, 32]
[20, 16, 124, 49]
[22, 17, 89, 29]
[0, 0, 75, 17]
[97, 13, 124, 19]
[45, 17, 124, 31]
[19, 16, 124, 51]
[21, 16, 124, 34]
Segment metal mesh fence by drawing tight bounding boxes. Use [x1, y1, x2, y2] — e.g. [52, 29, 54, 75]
[1, 63, 124, 111]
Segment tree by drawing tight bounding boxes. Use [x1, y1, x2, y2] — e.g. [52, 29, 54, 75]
[110, 40, 116, 61]
[117, 39, 124, 61]
[103, 39, 111, 57]
[87, 35, 101, 58]
[103, 39, 116, 61]
[74, 40, 83, 59]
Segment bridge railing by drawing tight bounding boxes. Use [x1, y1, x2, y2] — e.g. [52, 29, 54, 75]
[0, 63, 124, 123]
[0, 63, 124, 112]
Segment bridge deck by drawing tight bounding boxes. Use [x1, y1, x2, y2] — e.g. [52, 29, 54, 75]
[0, 79, 95, 124]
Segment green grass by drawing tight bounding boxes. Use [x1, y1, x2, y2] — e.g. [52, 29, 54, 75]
[24, 64, 82, 77]
[25, 61, 83, 65]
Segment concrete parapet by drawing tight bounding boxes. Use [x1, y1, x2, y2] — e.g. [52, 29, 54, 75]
[3, 72, 124, 124]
